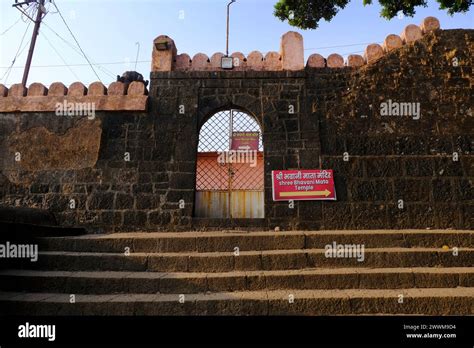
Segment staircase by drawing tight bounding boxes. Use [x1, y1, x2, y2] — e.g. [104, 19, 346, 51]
[1, 230, 473, 315]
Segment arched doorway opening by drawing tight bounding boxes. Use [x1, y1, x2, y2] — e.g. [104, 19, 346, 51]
[195, 109, 264, 218]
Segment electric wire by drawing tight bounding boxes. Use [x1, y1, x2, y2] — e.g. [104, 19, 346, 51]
[39, 29, 81, 80]
[51, 0, 102, 82]
[41, 21, 116, 79]
[0, 20, 32, 83]
[0, 17, 21, 36]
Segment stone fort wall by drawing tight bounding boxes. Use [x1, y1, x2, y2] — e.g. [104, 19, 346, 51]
[0, 17, 472, 232]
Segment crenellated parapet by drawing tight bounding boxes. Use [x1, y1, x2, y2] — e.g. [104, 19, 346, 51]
[152, 31, 303, 72]
[152, 16, 441, 72]
[307, 17, 441, 68]
[0, 81, 148, 113]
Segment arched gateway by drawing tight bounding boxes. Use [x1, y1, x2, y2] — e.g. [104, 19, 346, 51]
[195, 109, 264, 218]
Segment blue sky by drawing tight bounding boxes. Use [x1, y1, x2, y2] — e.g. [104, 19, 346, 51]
[0, 0, 472, 87]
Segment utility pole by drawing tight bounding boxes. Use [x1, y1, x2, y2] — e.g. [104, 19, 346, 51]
[13, 0, 46, 87]
[226, 0, 236, 57]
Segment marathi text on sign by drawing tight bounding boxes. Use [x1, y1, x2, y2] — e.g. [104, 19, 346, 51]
[272, 169, 337, 201]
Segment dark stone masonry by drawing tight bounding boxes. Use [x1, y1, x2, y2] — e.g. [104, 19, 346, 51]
[0, 29, 472, 232]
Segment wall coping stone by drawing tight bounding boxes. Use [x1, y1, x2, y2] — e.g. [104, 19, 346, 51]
[150, 70, 307, 80]
[0, 81, 148, 113]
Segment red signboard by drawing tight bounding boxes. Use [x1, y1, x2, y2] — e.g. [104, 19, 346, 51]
[272, 169, 337, 201]
[231, 132, 259, 151]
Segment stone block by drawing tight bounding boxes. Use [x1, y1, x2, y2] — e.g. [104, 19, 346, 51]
[152, 35, 177, 72]
[383, 34, 403, 52]
[115, 193, 134, 210]
[8, 83, 26, 97]
[88, 82, 107, 96]
[408, 204, 436, 228]
[365, 158, 402, 177]
[280, 31, 304, 71]
[192, 53, 210, 70]
[27, 83, 48, 96]
[347, 54, 365, 67]
[401, 24, 423, 44]
[456, 179, 474, 201]
[68, 82, 87, 96]
[327, 53, 344, 68]
[247, 51, 264, 70]
[264, 51, 281, 71]
[108, 81, 126, 95]
[128, 81, 146, 96]
[394, 179, 430, 202]
[208, 52, 223, 70]
[387, 205, 411, 229]
[352, 203, 387, 229]
[432, 179, 454, 202]
[48, 82, 67, 96]
[421, 16, 440, 34]
[88, 192, 115, 210]
[231, 52, 246, 70]
[123, 211, 148, 228]
[175, 53, 192, 70]
[306, 54, 325, 68]
[351, 180, 393, 201]
[364, 43, 384, 64]
[298, 202, 322, 220]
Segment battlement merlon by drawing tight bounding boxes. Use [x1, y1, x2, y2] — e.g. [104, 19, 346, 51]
[0, 81, 148, 113]
[151, 16, 441, 72]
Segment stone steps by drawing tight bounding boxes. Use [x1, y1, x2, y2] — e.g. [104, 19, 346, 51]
[1, 288, 473, 315]
[10, 248, 474, 272]
[38, 230, 473, 253]
[1, 268, 473, 294]
[2, 230, 473, 315]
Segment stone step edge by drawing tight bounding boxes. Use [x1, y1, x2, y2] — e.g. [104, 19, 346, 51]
[1, 287, 473, 303]
[40, 229, 474, 240]
[34, 247, 474, 257]
[2, 267, 474, 279]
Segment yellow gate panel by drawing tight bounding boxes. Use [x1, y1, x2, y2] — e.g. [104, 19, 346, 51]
[195, 191, 264, 218]
[230, 191, 264, 218]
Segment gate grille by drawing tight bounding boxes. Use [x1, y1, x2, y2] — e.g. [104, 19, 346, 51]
[196, 110, 264, 191]
[197, 110, 263, 153]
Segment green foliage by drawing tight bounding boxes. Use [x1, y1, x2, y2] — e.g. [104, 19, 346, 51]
[437, 0, 473, 14]
[274, 0, 350, 30]
[274, 0, 472, 29]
